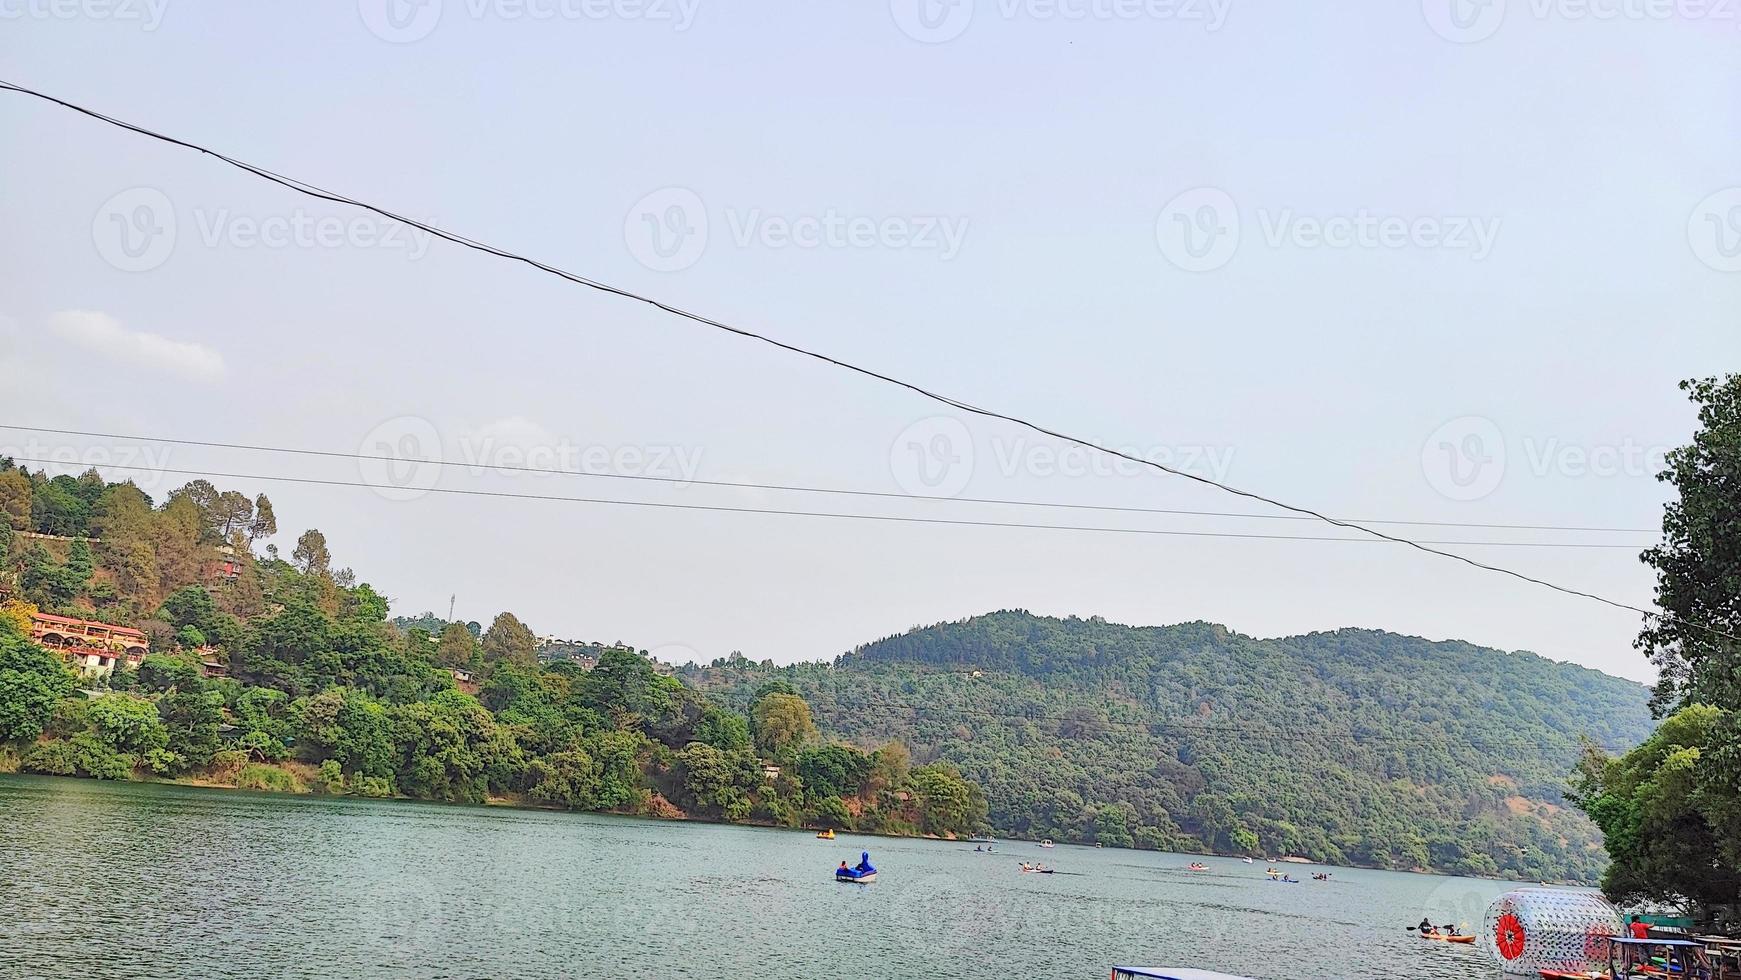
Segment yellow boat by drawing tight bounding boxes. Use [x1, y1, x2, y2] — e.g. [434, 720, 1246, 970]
[816, 829, 836, 840]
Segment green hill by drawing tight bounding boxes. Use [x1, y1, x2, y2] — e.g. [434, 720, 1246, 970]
[691, 610, 1655, 882]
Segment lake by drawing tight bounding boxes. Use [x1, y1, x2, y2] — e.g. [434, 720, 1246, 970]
[0, 775, 1535, 980]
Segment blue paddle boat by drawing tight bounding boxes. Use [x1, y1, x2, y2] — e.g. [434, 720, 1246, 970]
[835, 851, 877, 883]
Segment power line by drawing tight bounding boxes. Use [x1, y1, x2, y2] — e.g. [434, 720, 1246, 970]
[0, 455, 1650, 549]
[2, 79, 1727, 642]
[0, 424, 1662, 536]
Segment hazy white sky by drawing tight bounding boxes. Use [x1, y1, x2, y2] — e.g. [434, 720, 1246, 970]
[3, 1, 1738, 682]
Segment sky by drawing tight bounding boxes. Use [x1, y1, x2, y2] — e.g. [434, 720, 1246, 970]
[2, 1, 1738, 683]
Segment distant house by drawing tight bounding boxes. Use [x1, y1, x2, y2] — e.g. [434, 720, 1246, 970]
[29, 612, 149, 677]
[761, 764, 782, 781]
[450, 668, 480, 696]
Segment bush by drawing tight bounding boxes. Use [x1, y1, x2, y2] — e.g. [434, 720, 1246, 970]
[317, 760, 344, 794]
[71, 732, 137, 780]
[22, 739, 78, 776]
[237, 764, 306, 794]
[352, 775, 394, 798]
[208, 749, 249, 781]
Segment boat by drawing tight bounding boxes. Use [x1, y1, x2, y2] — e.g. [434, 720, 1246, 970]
[1269, 876, 1300, 883]
[1113, 968, 1258, 980]
[816, 829, 835, 840]
[967, 835, 996, 844]
[1019, 862, 1054, 874]
[1039, 839, 1055, 848]
[1242, 857, 1253, 864]
[1185, 863, 1209, 872]
[1418, 931, 1474, 944]
[835, 851, 877, 883]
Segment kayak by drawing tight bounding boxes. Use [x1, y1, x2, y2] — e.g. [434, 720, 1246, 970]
[1420, 933, 1475, 944]
[816, 829, 836, 840]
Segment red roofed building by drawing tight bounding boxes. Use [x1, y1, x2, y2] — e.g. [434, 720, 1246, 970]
[30, 612, 150, 676]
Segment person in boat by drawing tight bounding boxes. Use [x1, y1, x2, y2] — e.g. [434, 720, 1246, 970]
[840, 861, 850, 873]
[1419, 916, 1436, 936]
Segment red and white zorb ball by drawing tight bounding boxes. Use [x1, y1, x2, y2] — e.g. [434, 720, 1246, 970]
[1481, 887, 1621, 976]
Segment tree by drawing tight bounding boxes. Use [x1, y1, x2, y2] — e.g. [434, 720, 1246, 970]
[292, 530, 332, 578]
[679, 742, 758, 820]
[751, 691, 817, 759]
[0, 620, 74, 743]
[1638, 375, 1741, 715]
[909, 762, 987, 837]
[92, 483, 158, 606]
[161, 585, 219, 634]
[527, 747, 600, 809]
[88, 693, 172, 771]
[210, 491, 254, 541]
[159, 689, 225, 770]
[433, 622, 479, 667]
[247, 495, 277, 545]
[794, 743, 872, 800]
[0, 519, 11, 565]
[481, 612, 537, 667]
[0, 470, 30, 530]
[1570, 705, 1741, 921]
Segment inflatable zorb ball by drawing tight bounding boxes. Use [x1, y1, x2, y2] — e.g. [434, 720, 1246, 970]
[1481, 887, 1621, 975]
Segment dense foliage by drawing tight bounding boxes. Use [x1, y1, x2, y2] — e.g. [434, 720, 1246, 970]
[691, 612, 1655, 881]
[1571, 374, 1741, 926]
[0, 464, 984, 840]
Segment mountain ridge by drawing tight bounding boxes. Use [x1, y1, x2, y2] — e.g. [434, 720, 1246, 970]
[694, 609, 1653, 881]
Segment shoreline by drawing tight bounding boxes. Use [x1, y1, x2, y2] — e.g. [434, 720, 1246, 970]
[0, 770, 1584, 885]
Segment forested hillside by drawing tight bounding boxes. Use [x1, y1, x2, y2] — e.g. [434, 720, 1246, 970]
[690, 611, 1656, 882]
[0, 463, 985, 840]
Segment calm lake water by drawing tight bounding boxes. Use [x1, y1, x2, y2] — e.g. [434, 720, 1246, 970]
[0, 775, 1542, 980]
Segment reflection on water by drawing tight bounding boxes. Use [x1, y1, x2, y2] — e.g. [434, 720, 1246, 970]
[0, 775, 1539, 980]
